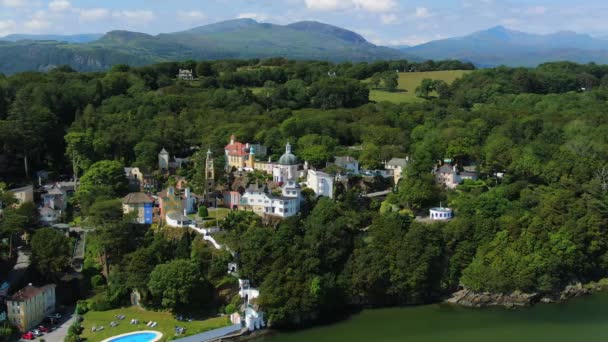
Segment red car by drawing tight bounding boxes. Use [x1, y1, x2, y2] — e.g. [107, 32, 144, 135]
[21, 332, 34, 340]
[38, 326, 49, 333]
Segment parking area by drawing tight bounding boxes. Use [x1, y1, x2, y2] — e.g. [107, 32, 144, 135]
[19, 311, 75, 341]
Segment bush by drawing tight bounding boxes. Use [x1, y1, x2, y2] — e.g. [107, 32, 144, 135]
[198, 206, 209, 218]
[225, 303, 237, 314]
[91, 274, 105, 287]
[76, 301, 89, 315]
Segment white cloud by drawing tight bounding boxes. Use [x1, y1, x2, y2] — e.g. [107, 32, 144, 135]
[112, 10, 156, 24]
[49, 0, 70, 12]
[305, 0, 396, 12]
[524, 6, 547, 15]
[0, 19, 16, 36]
[78, 8, 110, 22]
[381, 14, 398, 24]
[415, 7, 432, 18]
[354, 0, 396, 12]
[237, 12, 269, 21]
[21, 10, 53, 32]
[0, 0, 27, 8]
[305, 0, 349, 11]
[177, 10, 206, 22]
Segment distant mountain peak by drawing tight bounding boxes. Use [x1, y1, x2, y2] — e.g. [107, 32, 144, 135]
[287, 21, 368, 44]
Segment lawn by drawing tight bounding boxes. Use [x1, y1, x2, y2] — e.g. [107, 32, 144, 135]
[368, 70, 473, 104]
[80, 306, 230, 342]
[208, 208, 231, 220]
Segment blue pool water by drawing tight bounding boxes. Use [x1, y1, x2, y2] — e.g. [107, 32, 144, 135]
[108, 332, 159, 342]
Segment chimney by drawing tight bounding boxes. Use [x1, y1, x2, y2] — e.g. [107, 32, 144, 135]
[230, 134, 235, 144]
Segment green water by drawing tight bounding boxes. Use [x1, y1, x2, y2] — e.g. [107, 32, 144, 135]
[261, 293, 608, 342]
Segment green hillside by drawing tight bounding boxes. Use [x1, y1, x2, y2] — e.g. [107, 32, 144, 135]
[0, 19, 413, 74]
[369, 70, 473, 103]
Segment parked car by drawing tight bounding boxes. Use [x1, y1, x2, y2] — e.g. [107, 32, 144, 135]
[38, 325, 49, 333]
[32, 329, 42, 337]
[48, 312, 62, 319]
[21, 332, 34, 340]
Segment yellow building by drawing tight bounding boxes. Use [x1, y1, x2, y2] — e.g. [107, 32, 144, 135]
[7, 284, 56, 332]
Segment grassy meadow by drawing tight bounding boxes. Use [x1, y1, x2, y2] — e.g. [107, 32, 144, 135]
[369, 70, 473, 103]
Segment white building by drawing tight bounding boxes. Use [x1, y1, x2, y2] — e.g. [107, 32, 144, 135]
[272, 143, 299, 183]
[165, 211, 193, 228]
[177, 69, 194, 80]
[430, 206, 453, 220]
[305, 169, 334, 199]
[158, 148, 170, 170]
[240, 180, 301, 218]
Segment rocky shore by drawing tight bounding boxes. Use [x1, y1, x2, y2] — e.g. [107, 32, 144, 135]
[447, 283, 594, 308]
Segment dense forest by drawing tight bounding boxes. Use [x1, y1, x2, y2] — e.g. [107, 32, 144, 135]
[0, 57, 607, 330]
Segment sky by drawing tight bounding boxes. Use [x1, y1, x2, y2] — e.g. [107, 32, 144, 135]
[0, 0, 607, 45]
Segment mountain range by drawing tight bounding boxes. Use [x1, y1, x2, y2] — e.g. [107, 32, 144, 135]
[400, 26, 608, 67]
[0, 19, 411, 74]
[2, 20, 608, 74]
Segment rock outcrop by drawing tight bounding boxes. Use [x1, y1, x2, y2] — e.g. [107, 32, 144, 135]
[447, 283, 592, 308]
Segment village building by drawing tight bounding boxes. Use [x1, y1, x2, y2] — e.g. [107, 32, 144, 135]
[157, 187, 197, 225]
[305, 169, 334, 199]
[332, 156, 360, 174]
[7, 284, 56, 332]
[41, 186, 67, 211]
[124, 167, 144, 190]
[8, 185, 34, 205]
[434, 160, 478, 189]
[165, 212, 193, 228]
[224, 191, 242, 210]
[430, 206, 453, 220]
[39, 207, 60, 225]
[177, 69, 194, 80]
[239, 180, 301, 218]
[158, 148, 170, 171]
[384, 157, 409, 185]
[122, 192, 154, 224]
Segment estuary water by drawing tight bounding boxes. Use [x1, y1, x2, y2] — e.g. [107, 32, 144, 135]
[260, 293, 608, 342]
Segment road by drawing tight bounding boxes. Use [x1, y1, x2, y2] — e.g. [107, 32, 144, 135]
[20, 311, 76, 342]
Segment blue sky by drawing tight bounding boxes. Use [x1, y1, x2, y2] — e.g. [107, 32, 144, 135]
[0, 0, 607, 45]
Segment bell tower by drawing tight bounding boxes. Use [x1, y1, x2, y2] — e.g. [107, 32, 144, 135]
[205, 148, 215, 183]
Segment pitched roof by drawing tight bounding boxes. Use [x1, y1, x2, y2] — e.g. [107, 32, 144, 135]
[334, 156, 357, 165]
[225, 141, 247, 156]
[46, 187, 65, 196]
[122, 192, 154, 204]
[387, 158, 408, 167]
[9, 284, 55, 302]
[438, 165, 455, 174]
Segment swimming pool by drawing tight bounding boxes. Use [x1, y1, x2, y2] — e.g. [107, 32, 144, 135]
[102, 331, 163, 342]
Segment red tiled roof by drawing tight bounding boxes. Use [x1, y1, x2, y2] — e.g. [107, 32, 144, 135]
[225, 141, 247, 156]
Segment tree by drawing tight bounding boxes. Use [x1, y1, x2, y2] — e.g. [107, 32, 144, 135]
[31, 228, 71, 278]
[196, 61, 215, 77]
[415, 78, 435, 98]
[75, 160, 128, 212]
[65, 131, 94, 192]
[148, 259, 211, 311]
[382, 72, 399, 92]
[0, 208, 26, 258]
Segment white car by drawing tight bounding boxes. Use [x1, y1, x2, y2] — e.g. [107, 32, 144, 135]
[31, 329, 42, 337]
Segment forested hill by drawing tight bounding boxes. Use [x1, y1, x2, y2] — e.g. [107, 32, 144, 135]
[0, 19, 411, 75]
[0, 59, 607, 328]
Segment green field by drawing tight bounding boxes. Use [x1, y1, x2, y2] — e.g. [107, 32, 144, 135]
[369, 70, 473, 103]
[80, 306, 230, 342]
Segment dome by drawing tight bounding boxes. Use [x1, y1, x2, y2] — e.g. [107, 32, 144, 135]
[278, 142, 298, 165]
[278, 153, 298, 165]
